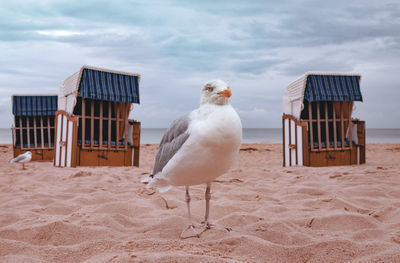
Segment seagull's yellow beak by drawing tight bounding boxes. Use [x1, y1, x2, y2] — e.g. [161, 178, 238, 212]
[218, 88, 232, 98]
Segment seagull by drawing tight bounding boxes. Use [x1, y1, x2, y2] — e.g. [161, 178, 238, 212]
[145, 80, 242, 238]
[10, 151, 32, 170]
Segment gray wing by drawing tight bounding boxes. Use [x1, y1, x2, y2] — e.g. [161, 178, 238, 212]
[11, 154, 27, 163]
[152, 115, 190, 175]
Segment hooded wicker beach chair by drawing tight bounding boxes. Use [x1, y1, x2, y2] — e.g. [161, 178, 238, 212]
[54, 65, 141, 167]
[11, 95, 58, 161]
[282, 72, 365, 167]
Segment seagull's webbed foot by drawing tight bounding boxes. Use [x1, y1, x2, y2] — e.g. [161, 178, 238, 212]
[180, 221, 231, 239]
[201, 220, 232, 234]
[180, 223, 202, 239]
[195, 220, 213, 237]
[201, 220, 214, 229]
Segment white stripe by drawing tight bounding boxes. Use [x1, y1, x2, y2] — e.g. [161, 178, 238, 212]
[67, 120, 73, 167]
[297, 125, 303, 166]
[55, 114, 62, 166]
[284, 119, 290, 167]
[60, 115, 67, 167]
[290, 120, 296, 165]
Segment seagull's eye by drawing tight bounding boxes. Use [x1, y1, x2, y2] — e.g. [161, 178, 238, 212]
[205, 86, 215, 92]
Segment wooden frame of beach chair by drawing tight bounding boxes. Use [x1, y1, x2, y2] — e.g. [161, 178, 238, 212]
[54, 100, 141, 168]
[76, 97, 140, 166]
[282, 112, 365, 167]
[11, 95, 57, 161]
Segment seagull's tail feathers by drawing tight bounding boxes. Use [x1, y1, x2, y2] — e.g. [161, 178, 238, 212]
[146, 173, 172, 193]
[10, 156, 20, 163]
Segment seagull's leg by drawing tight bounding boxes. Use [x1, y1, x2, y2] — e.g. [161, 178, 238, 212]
[22, 163, 25, 170]
[198, 182, 233, 236]
[185, 186, 194, 225]
[180, 186, 200, 239]
[203, 182, 212, 228]
[195, 182, 214, 237]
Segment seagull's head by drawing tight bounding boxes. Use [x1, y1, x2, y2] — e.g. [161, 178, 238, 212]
[26, 151, 32, 157]
[200, 80, 231, 105]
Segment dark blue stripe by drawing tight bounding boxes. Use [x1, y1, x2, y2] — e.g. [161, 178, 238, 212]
[32, 96, 37, 116]
[26, 97, 31, 116]
[37, 96, 42, 116]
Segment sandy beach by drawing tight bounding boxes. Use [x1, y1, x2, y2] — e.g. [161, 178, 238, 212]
[1, 143, 400, 262]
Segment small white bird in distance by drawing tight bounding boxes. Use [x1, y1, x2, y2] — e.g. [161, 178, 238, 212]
[144, 80, 242, 239]
[10, 151, 32, 170]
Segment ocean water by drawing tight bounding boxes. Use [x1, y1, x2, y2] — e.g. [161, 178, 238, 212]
[140, 128, 283, 144]
[1, 128, 400, 144]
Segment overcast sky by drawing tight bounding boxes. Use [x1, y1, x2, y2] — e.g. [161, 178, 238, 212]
[1, 0, 399, 128]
